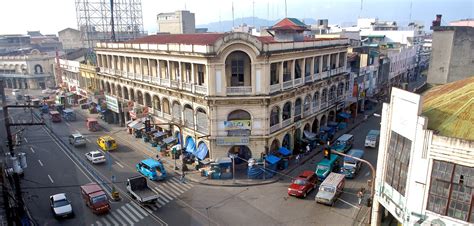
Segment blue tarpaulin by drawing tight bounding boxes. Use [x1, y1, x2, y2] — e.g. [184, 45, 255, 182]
[338, 112, 351, 119]
[163, 136, 176, 144]
[195, 142, 208, 160]
[265, 155, 281, 165]
[278, 147, 292, 156]
[153, 131, 166, 138]
[185, 137, 196, 154]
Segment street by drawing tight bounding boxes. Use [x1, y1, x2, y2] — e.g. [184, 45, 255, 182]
[2, 88, 381, 226]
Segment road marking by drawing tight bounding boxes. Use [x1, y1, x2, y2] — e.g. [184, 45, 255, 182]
[65, 122, 71, 126]
[153, 187, 174, 200]
[105, 213, 119, 226]
[121, 205, 139, 222]
[165, 180, 186, 193]
[95, 221, 103, 226]
[337, 197, 360, 209]
[130, 202, 149, 217]
[115, 208, 134, 226]
[110, 211, 128, 226]
[156, 198, 167, 206]
[38, 160, 44, 167]
[116, 162, 124, 168]
[163, 181, 185, 195]
[148, 204, 159, 211]
[171, 177, 192, 189]
[159, 183, 181, 197]
[101, 216, 111, 226]
[22, 119, 26, 123]
[125, 203, 144, 219]
[24, 137, 28, 143]
[158, 195, 170, 203]
[86, 138, 91, 143]
[29, 147, 35, 153]
[47, 175, 54, 183]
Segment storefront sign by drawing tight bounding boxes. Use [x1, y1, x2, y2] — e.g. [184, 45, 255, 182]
[216, 137, 249, 146]
[105, 95, 119, 113]
[224, 120, 251, 130]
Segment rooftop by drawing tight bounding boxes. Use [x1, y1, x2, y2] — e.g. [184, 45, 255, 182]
[268, 18, 308, 31]
[422, 76, 474, 141]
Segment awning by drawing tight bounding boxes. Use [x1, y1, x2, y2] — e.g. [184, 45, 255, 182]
[163, 136, 176, 144]
[153, 131, 166, 138]
[131, 122, 144, 130]
[278, 147, 292, 156]
[265, 154, 281, 165]
[303, 130, 317, 140]
[195, 142, 209, 160]
[338, 112, 351, 119]
[127, 120, 139, 128]
[185, 137, 196, 154]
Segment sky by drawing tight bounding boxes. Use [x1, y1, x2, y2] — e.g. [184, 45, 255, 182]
[0, 0, 472, 35]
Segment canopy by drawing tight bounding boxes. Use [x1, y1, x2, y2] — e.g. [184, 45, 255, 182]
[278, 147, 292, 156]
[195, 142, 209, 160]
[163, 137, 176, 144]
[185, 137, 196, 154]
[153, 131, 166, 138]
[131, 122, 144, 130]
[266, 154, 281, 165]
[338, 112, 351, 119]
[303, 130, 317, 140]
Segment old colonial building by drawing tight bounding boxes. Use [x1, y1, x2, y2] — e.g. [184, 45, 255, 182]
[0, 53, 56, 89]
[95, 18, 350, 161]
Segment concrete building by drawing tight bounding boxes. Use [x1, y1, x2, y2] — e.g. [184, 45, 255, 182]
[58, 28, 84, 50]
[449, 19, 474, 27]
[157, 10, 195, 34]
[94, 18, 351, 162]
[372, 77, 474, 225]
[427, 26, 474, 85]
[0, 54, 56, 89]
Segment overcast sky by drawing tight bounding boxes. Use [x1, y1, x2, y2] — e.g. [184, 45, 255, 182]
[1, 0, 472, 35]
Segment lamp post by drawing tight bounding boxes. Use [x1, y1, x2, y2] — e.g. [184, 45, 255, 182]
[229, 154, 237, 184]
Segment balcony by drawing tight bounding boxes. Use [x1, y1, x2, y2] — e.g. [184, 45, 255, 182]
[152, 77, 160, 85]
[197, 125, 208, 134]
[312, 105, 320, 114]
[270, 123, 281, 134]
[320, 102, 328, 109]
[160, 78, 170, 87]
[182, 82, 193, 92]
[171, 80, 179, 89]
[303, 109, 312, 117]
[163, 113, 172, 120]
[195, 85, 207, 94]
[282, 80, 293, 90]
[314, 73, 320, 80]
[305, 75, 312, 83]
[282, 118, 292, 128]
[227, 86, 252, 95]
[270, 83, 280, 93]
[143, 75, 151, 82]
[121, 71, 127, 77]
[135, 74, 143, 81]
[294, 78, 303, 86]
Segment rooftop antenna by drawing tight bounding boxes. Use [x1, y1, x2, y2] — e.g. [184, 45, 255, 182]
[267, 1, 269, 26]
[252, 1, 255, 27]
[359, 0, 363, 18]
[232, 2, 235, 28]
[284, 0, 287, 18]
[184, 2, 187, 10]
[409, 1, 413, 23]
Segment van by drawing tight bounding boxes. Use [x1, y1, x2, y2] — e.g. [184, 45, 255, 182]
[136, 158, 167, 181]
[315, 172, 345, 206]
[365, 130, 380, 148]
[341, 149, 365, 179]
[315, 154, 341, 181]
[331, 134, 354, 153]
[68, 133, 87, 147]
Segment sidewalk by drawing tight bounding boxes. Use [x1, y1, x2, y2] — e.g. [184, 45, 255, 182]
[72, 103, 382, 188]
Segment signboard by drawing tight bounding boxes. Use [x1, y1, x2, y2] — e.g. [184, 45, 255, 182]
[105, 95, 119, 113]
[224, 120, 251, 130]
[216, 137, 249, 146]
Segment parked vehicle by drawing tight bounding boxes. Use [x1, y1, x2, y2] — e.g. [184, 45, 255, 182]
[315, 172, 345, 206]
[87, 118, 99, 132]
[365, 130, 380, 148]
[63, 108, 76, 121]
[80, 183, 110, 214]
[341, 149, 365, 179]
[126, 175, 159, 204]
[68, 133, 87, 147]
[97, 136, 117, 151]
[49, 110, 62, 123]
[136, 158, 167, 181]
[50, 193, 74, 218]
[315, 154, 341, 181]
[331, 134, 354, 153]
[287, 171, 317, 198]
[85, 150, 106, 164]
[12, 89, 22, 96]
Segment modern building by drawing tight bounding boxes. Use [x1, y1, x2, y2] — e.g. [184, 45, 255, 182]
[58, 28, 84, 51]
[372, 77, 474, 225]
[0, 53, 56, 89]
[427, 26, 474, 85]
[157, 10, 195, 34]
[94, 18, 351, 162]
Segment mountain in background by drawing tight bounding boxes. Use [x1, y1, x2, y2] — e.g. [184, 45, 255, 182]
[198, 17, 317, 32]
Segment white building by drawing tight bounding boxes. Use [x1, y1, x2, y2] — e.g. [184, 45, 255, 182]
[156, 10, 195, 34]
[372, 78, 474, 225]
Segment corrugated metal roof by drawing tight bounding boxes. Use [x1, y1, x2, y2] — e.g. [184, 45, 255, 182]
[422, 76, 474, 141]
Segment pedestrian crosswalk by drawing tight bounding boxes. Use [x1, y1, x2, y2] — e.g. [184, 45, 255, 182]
[91, 177, 193, 226]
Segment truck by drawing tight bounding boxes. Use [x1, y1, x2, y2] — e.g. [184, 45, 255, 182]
[315, 172, 345, 206]
[80, 183, 110, 214]
[365, 130, 380, 148]
[126, 176, 159, 204]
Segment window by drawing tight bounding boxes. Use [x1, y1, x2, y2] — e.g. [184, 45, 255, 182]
[338, 53, 346, 68]
[231, 59, 244, 86]
[295, 60, 302, 79]
[384, 131, 412, 195]
[282, 102, 292, 120]
[427, 160, 474, 222]
[270, 63, 279, 85]
[283, 61, 291, 81]
[322, 55, 329, 71]
[314, 56, 320, 73]
[270, 107, 280, 126]
[305, 59, 311, 77]
[197, 65, 205, 85]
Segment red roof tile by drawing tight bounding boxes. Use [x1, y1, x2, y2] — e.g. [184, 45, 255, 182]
[126, 33, 225, 45]
[269, 18, 308, 31]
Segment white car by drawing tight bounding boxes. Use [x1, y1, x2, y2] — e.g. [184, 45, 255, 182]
[85, 150, 106, 164]
[42, 88, 55, 94]
[50, 193, 74, 218]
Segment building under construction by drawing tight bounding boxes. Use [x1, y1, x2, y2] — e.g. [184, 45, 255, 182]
[75, 0, 145, 49]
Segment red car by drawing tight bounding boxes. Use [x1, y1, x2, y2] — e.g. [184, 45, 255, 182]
[288, 170, 317, 198]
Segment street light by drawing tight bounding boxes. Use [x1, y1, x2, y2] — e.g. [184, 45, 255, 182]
[229, 154, 237, 184]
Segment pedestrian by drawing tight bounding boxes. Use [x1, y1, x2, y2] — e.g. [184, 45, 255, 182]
[295, 154, 301, 164]
[306, 144, 311, 154]
[357, 188, 364, 206]
[180, 171, 186, 183]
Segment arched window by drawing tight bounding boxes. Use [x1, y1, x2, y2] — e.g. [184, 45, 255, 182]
[172, 101, 181, 120]
[313, 92, 319, 110]
[329, 85, 336, 102]
[144, 93, 152, 108]
[123, 87, 129, 100]
[136, 91, 143, 105]
[34, 64, 43, 74]
[162, 98, 170, 114]
[282, 102, 291, 121]
[153, 95, 161, 111]
[225, 51, 251, 87]
[337, 82, 344, 97]
[321, 89, 327, 104]
[303, 95, 311, 113]
[183, 104, 194, 128]
[294, 98, 302, 121]
[270, 106, 280, 126]
[196, 108, 208, 133]
[227, 110, 251, 136]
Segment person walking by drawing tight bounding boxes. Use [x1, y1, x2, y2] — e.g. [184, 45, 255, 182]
[357, 188, 364, 206]
[295, 154, 301, 164]
[180, 170, 186, 183]
[306, 144, 311, 154]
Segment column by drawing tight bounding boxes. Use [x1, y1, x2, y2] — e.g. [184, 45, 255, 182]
[139, 58, 143, 76]
[291, 60, 295, 80]
[336, 53, 340, 70]
[178, 61, 182, 82]
[279, 61, 284, 89]
[166, 60, 171, 87]
[147, 58, 151, 76]
[191, 63, 195, 84]
[302, 59, 306, 82]
[124, 57, 128, 74]
[319, 56, 323, 76]
[310, 57, 315, 78]
[157, 60, 161, 80]
[131, 57, 135, 74]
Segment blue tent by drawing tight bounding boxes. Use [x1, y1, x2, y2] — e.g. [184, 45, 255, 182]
[185, 137, 196, 154]
[153, 131, 166, 138]
[338, 112, 351, 119]
[278, 147, 292, 156]
[265, 155, 281, 165]
[195, 142, 209, 160]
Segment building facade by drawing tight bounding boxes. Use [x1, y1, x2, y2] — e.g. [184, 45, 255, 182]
[0, 54, 55, 89]
[372, 80, 474, 225]
[58, 28, 84, 51]
[94, 19, 350, 161]
[157, 10, 195, 34]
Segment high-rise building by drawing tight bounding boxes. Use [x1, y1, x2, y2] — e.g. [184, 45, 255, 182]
[156, 10, 195, 34]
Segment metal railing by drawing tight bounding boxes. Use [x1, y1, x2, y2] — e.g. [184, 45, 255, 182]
[227, 86, 252, 95]
[270, 123, 281, 133]
[305, 75, 312, 83]
[282, 118, 292, 128]
[160, 78, 170, 87]
[294, 78, 303, 86]
[282, 80, 293, 90]
[270, 84, 281, 93]
[171, 80, 179, 89]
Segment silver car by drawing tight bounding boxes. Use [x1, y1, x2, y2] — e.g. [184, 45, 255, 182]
[50, 193, 74, 218]
[68, 133, 87, 147]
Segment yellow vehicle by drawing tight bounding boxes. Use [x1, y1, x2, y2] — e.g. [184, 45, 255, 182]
[97, 136, 117, 151]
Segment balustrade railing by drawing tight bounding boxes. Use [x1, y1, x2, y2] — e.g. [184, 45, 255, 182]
[270, 123, 281, 133]
[282, 80, 293, 90]
[270, 83, 281, 93]
[226, 86, 252, 95]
